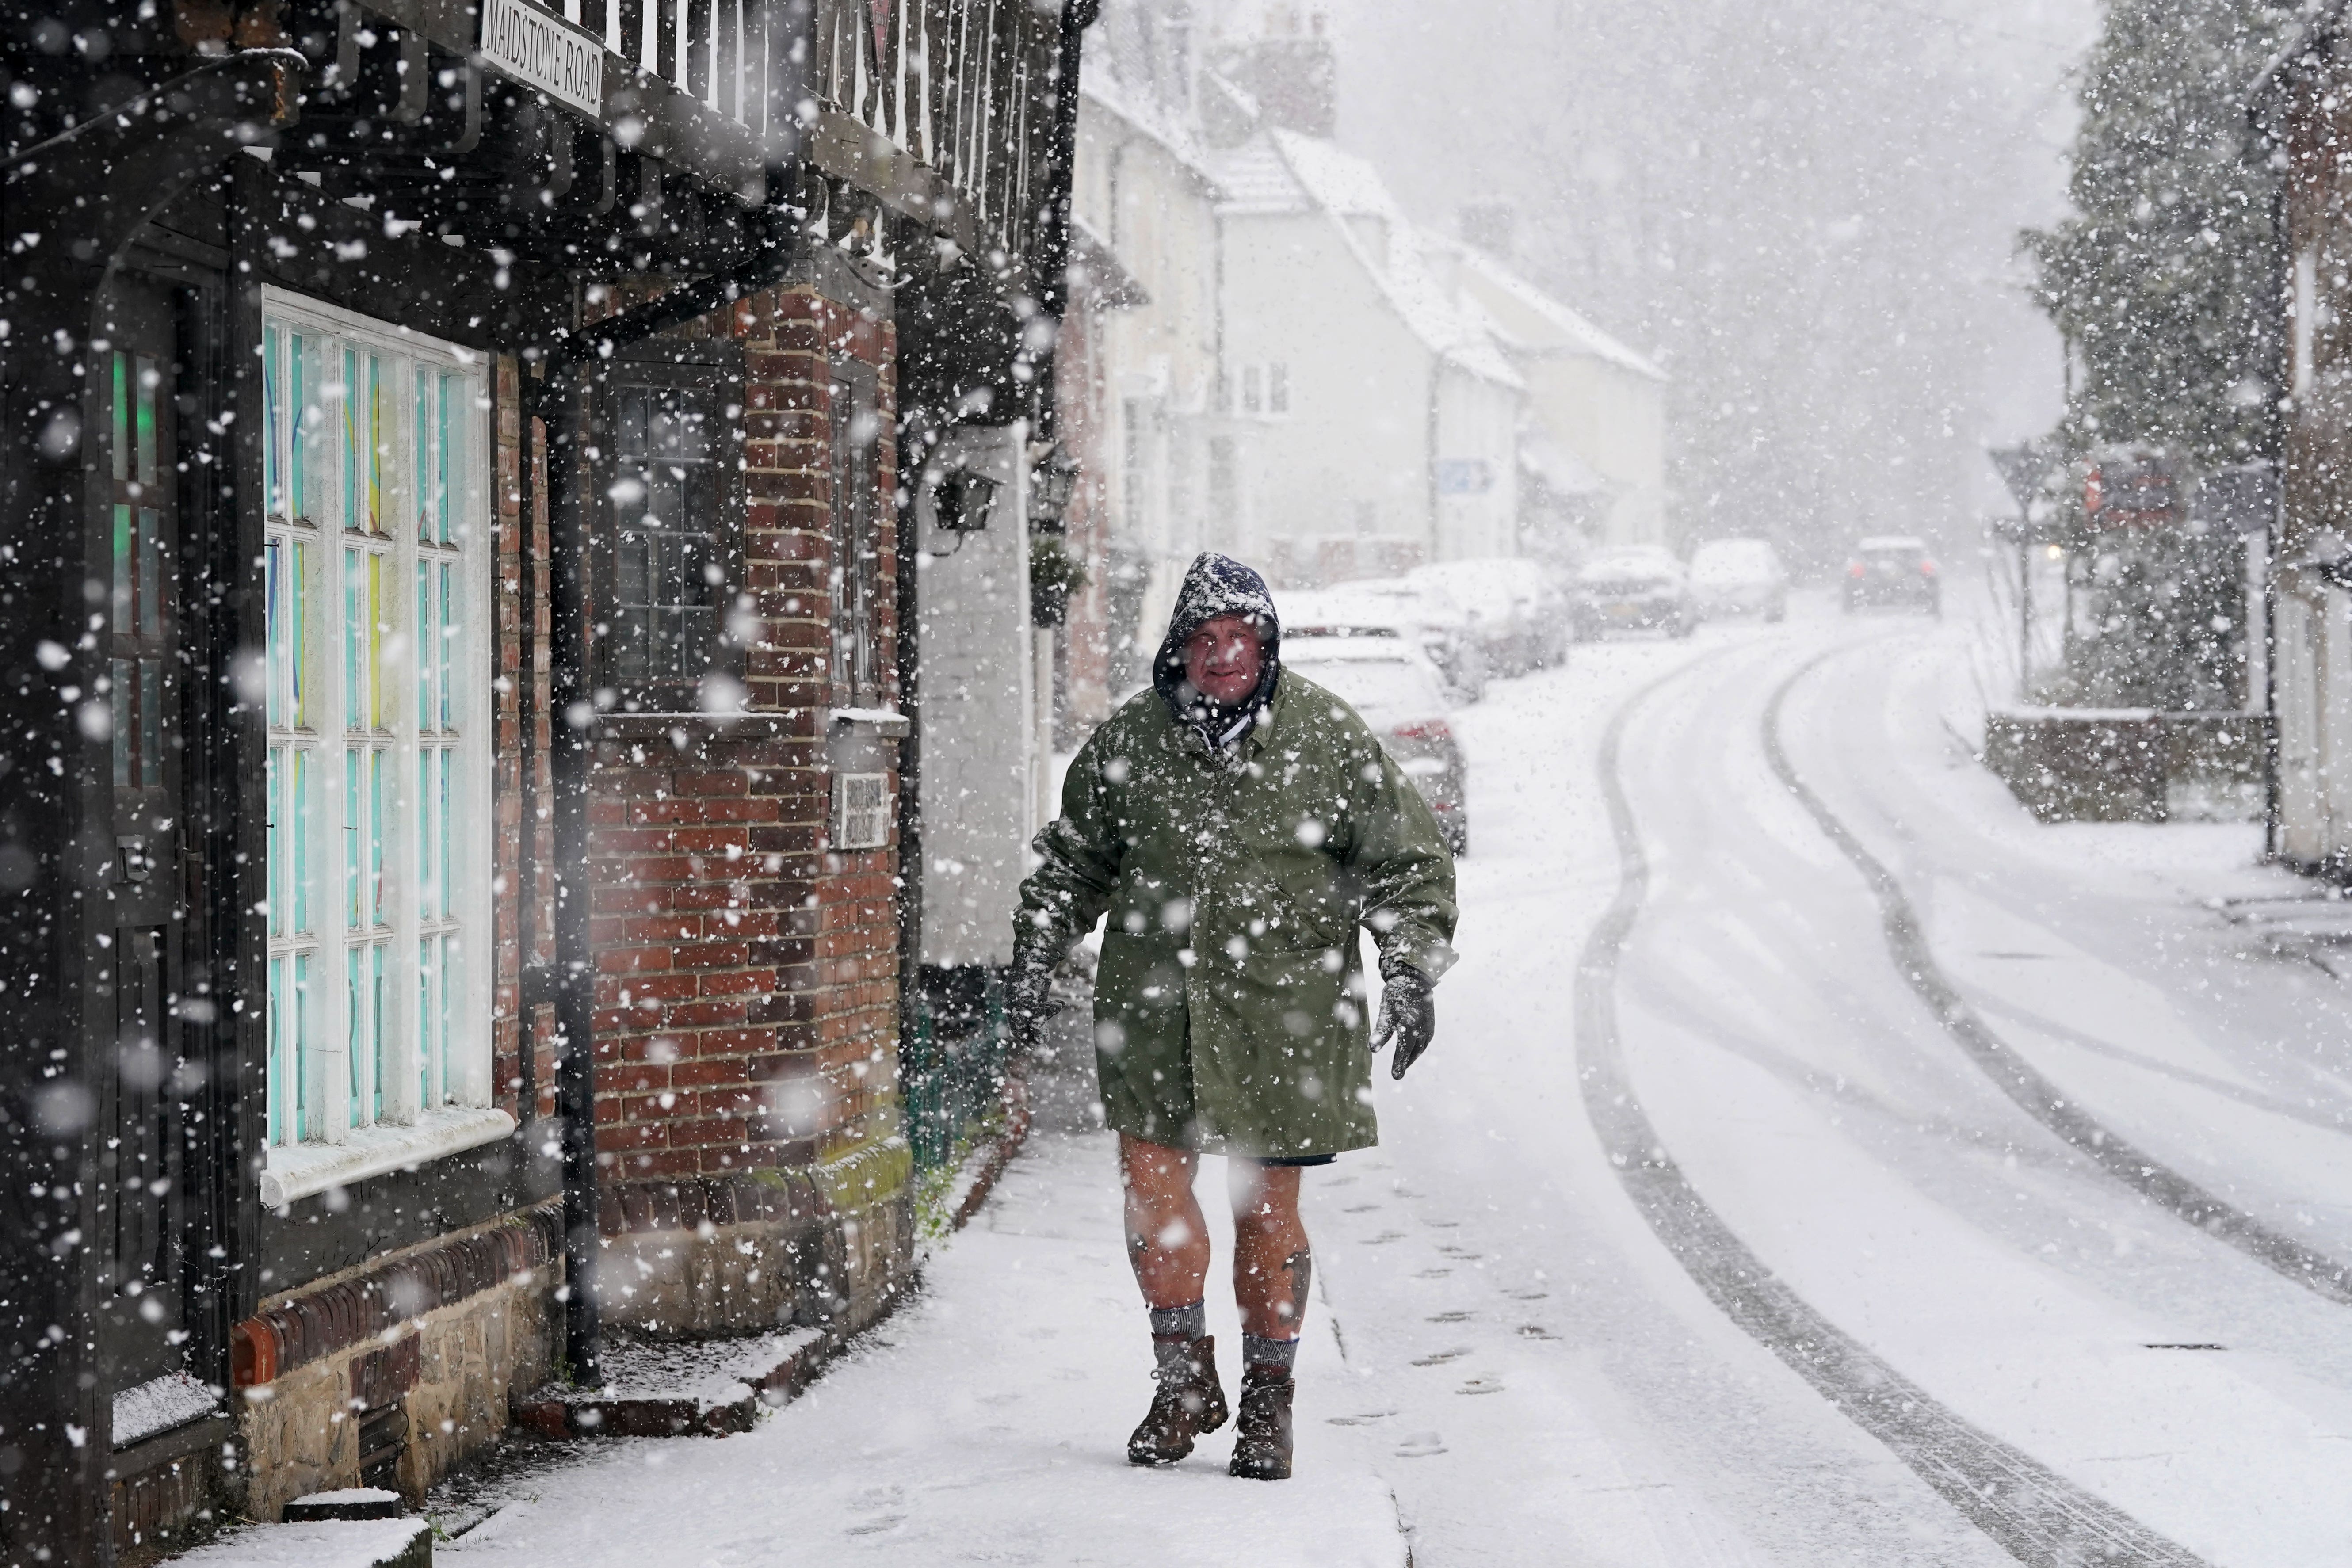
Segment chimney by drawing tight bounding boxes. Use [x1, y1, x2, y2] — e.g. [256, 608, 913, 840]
[1208, 14, 1337, 138]
[1459, 202, 1516, 260]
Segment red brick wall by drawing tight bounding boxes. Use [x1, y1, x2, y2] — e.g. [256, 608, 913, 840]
[586, 282, 905, 1201]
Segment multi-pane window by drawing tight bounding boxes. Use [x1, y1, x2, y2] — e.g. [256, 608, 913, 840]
[608, 382, 725, 692]
[261, 292, 490, 1155]
[829, 370, 881, 706]
[107, 350, 170, 800]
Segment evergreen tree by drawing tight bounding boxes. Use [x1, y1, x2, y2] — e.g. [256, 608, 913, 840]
[2024, 0, 2301, 469]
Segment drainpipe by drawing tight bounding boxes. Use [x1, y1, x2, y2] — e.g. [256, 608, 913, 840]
[520, 6, 815, 1382]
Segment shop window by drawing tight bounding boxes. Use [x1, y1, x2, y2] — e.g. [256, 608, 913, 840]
[829, 365, 882, 708]
[260, 292, 493, 1155]
[1267, 361, 1291, 416]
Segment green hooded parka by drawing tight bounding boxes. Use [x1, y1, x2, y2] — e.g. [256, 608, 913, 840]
[1013, 553, 1458, 1159]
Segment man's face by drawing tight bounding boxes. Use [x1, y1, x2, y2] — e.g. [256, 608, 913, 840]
[1184, 613, 1266, 706]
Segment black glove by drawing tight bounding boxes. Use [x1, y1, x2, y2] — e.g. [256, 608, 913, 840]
[1370, 966, 1436, 1080]
[1004, 965, 1058, 1052]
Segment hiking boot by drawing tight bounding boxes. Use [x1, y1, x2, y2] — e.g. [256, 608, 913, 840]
[1228, 1366, 1295, 1480]
[1127, 1335, 1229, 1466]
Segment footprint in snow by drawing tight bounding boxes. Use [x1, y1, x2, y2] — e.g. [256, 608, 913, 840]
[1412, 1348, 1470, 1366]
[1426, 1311, 1474, 1324]
[1395, 1432, 1448, 1458]
[1457, 1378, 1504, 1396]
[1325, 1410, 1397, 1426]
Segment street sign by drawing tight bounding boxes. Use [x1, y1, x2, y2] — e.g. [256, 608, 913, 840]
[1988, 441, 2056, 513]
[480, 0, 605, 118]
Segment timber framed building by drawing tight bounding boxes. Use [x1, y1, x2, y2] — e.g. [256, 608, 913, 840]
[0, 0, 1091, 1560]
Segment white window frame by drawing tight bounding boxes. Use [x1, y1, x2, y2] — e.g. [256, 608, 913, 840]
[258, 288, 508, 1208]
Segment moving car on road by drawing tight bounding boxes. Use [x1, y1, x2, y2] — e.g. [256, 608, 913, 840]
[1570, 546, 1695, 640]
[1688, 538, 1790, 622]
[1842, 535, 1940, 615]
[1283, 638, 1470, 854]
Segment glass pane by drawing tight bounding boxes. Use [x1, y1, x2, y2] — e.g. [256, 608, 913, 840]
[368, 746, 384, 927]
[267, 747, 284, 938]
[290, 333, 307, 522]
[416, 559, 431, 733]
[440, 931, 455, 1103]
[293, 748, 310, 934]
[111, 505, 132, 636]
[109, 658, 131, 788]
[345, 744, 360, 930]
[266, 538, 285, 727]
[438, 745, 452, 924]
[134, 355, 157, 489]
[268, 954, 285, 1146]
[293, 539, 309, 729]
[418, 744, 433, 920]
[344, 548, 362, 733]
[439, 561, 453, 732]
[138, 659, 162, 789]
[265, 326, 282, 515]
[343, 345, 359, 532]
[367, 354, 382, 534]
[111, 351, 128, 485]
[368, 550, 383, 732]
[293, 951, 313, 1143]
[347, 953, 363, 1130]
[137, 509, 161, 639]
[438, 373, 454, 544]
[419, 938, 432, 1110]
[371, 942, 386, 1124]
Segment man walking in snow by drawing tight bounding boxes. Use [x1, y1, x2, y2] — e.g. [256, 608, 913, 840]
[1007, 552, 1458, 1481]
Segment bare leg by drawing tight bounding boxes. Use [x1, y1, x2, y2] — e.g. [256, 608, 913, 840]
[1119, 1133, 1209, 1310]
[1229, 1162, 1310, 1343]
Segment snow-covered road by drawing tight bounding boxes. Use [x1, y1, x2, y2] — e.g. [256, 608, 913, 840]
[435, 599, 2352, 1566]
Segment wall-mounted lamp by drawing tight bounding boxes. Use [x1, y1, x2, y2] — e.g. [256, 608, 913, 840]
[1027, 443, 1081, 534]
[930, 464, 1000, 535]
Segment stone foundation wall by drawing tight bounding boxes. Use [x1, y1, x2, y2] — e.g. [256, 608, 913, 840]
[596, 1136, 916, 1339]
[235, 1264, 556, 1520]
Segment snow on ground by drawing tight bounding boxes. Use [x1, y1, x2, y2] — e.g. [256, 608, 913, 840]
[432, 595, 2352, 1566]
[442, 1126, 1407, 1568]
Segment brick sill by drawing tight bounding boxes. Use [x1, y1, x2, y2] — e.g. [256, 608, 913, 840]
[260, 1108, 517, 1209]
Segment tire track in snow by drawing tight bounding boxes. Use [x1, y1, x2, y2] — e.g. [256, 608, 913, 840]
[1578, 652, 2210, 1568]
[1764, 643, 2352, 1307]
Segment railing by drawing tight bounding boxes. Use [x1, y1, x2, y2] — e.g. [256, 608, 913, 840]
[556, 0, 798, 145]
[903, 974, 1012, 1172]
[809, 0, 1060, 258]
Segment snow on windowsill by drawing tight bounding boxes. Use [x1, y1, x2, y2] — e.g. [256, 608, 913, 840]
[113, 1370, 221, 1450]
[828, 706, 911, 736]
[261, 1107, 515, 1209]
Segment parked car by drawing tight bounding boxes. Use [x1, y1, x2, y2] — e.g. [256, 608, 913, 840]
[1282, 639, 1470, 854]
[1570, 546, 1695, 639]
[1688, 538, 1789, 622]
[1408, 558, 1545, 676]
[1842, 535, 1940, 615]
[1303, 579, 1490, 703]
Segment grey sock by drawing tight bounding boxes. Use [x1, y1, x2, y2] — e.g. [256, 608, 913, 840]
[1242, 1334, 1299, 1375]
[1149, 1301, 1207, 1341]
[1150, 1301, 1207, 1373]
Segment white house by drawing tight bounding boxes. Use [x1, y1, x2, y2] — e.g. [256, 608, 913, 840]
[1449, 243, 1671, 550]
[1207, 124, 1524, 580]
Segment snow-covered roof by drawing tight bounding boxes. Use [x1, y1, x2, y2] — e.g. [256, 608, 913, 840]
[1080, 71, 1223, 190]
[1202, 136, 1307, 214]
[1218, 129, 1518, 389]
[1450, 245, 1666, 383]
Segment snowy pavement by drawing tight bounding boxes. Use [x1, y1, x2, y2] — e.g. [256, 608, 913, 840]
[433, 596, 2352, 1566]
[439, 1118, 1411, 1567]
